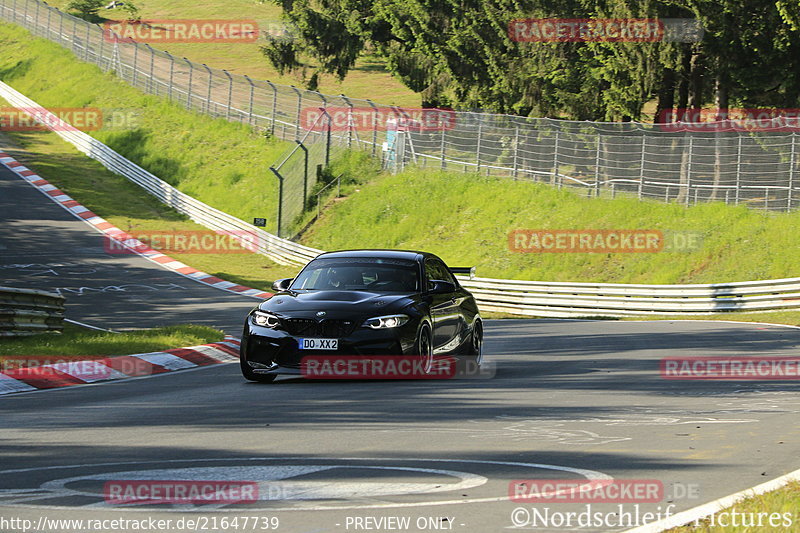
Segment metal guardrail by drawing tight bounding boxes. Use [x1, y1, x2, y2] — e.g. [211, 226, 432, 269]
[4, 81, 800, 317]
[0, 286, 65, 336]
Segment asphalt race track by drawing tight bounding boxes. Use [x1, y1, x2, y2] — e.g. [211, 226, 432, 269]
[2, 156, 800, 532]
[0, 163, 258, 333]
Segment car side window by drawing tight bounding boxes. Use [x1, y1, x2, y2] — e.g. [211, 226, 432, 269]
[425, 258, 456, 289]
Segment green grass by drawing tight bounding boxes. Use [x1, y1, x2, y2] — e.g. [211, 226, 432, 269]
[40, 0, 420, 106]
[0, 323, 223, 361]
[302, 166, 800, 285]
[665, 481, 800, 532]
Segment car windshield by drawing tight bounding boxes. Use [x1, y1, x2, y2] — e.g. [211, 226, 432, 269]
[291, 257, 419, 292]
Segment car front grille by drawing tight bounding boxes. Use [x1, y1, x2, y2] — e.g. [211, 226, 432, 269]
[283, 318, 358, 338]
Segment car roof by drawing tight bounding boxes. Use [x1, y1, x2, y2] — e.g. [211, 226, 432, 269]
[313, 249, 434, 262]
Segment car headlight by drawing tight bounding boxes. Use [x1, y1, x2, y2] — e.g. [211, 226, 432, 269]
[362, 314, 410, 329]
[252, 311, 280, 328]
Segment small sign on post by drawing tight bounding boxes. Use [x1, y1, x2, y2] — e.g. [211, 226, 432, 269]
[253, 218, 267, 227]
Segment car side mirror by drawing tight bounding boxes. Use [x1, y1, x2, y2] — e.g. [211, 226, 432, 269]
[271, 278, 293, 292]
[428, 280, 456, 294]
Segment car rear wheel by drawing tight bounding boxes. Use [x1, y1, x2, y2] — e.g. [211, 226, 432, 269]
[240, 343, 277, 383]
[468, 320, 483, 366]
[416, 323, 434, 374]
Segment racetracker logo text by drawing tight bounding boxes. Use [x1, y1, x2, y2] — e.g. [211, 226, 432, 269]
[509, 230, 663, 253]
[508, 18, 703, 42]
[103, 20, 259, 43]
[509, 479, 663, 503]
[301, 356, 457, 380]
[661, 357, 800, 380]
[104, 481, 258, 504]
[300, 107, 456, 132]
[103, 231, 261, 255]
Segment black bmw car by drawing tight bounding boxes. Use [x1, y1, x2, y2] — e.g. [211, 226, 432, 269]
[240, 249, 483, 382]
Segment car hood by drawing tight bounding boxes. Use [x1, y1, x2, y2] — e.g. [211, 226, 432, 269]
[258, 290, 415, 319]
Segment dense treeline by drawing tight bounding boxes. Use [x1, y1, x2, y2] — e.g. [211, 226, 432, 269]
[263, 0, 800, 121]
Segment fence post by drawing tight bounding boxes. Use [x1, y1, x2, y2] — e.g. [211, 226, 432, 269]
[512, 125, 520, 180]
[265, 81, 277, 135]
[735, 135, 742, 205]
[83, 22, 90, 61]
[71, 17, 77, 53]
[165, 51, 174, 100]
[96, 22, 106, 69]
[45, 4, 51, 38]
[202, 64, 213, 114]
[323, 107, 332, 166]
[242, 75, 255, 126]
[184, 58, 193, 109]
[594, 136, 601, 197]
[476, 118, 483, 173]
[365, 99, 378, 157]
[223, 70, 233, 120]
[341, 94, 354, 148]
[33, 0, 39, 35]
[146, 44, 155, 93]
[638, 135, 646, 199]
[57, 6, 63, 44]
[553, 131, 560, 187]
[131, 42, 139, 86]
[440, 124, 447, 170]
[290, 86, 302, 140]
[270, 168, 284, 237]
[686, 136, 693, 206]
[789, 134, 797, 211]
[297, 140, 309, 208]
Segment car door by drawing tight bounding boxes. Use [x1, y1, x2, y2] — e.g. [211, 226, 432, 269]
[424, 257, 463, 352]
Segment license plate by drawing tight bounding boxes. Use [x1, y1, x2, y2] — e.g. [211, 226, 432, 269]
[298, 338, 338, 350]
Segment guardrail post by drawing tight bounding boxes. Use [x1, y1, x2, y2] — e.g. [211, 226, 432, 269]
[788, 134, 796, 211]
[184, 58, 193, 109]
[221, 69, 233, 120]
[244, 75, 255, 126]
[440, 123, 447, 170]
[270, 167, 284, 238]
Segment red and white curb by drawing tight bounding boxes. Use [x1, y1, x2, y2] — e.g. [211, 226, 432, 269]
[0, 151, 272, 299]
[0, 337, 241, 396]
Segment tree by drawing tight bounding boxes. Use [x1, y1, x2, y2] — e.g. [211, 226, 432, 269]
[66, 0, 106, 19]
